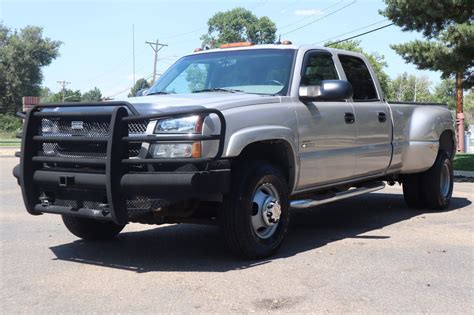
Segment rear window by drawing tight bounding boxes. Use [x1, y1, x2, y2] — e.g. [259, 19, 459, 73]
[338, 55, 378, 101]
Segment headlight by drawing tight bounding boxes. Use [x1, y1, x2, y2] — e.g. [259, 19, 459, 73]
[150, 143, 201, 158]
[154, 115, 201, 133]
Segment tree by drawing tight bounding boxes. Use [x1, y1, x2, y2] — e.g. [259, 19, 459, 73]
[326, 40, 392, 98]
[0, 23, 61, 114]
[39, 87, 54, 103]
[381, 0, 474, 150]
[40, 87, 81, 103]
[390, 72, 432, 102]
[186, 64, 207, 92]
[432, 79, 456, 110]
[82, 87, 102, 102]
[129, 78, 150, 97]
[201, 8, 277, 48]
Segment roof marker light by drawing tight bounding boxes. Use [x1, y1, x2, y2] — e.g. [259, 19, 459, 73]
[220, 42, 254, 49]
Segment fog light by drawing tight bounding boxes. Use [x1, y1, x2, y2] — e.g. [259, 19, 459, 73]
[151, 143, 194, 158]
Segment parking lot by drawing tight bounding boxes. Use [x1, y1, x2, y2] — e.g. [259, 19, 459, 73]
[1, 156, 472, 313]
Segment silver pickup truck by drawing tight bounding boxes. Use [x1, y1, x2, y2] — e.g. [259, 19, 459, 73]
[14, 43, 455, 258]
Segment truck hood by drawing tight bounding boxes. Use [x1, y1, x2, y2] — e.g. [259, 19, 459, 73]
[121, 92, 281, 115]
[40, 92, 281, 116]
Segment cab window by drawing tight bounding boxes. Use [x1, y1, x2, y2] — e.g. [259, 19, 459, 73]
[301, 52, 339, 86]
[338, 55, 378, 101]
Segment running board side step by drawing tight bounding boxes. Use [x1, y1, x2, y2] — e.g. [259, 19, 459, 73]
[290, 181, 386, 209]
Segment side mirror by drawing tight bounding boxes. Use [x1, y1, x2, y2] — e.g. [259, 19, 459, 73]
[135, 88, 149, 97]
[299, 80, 353, 101]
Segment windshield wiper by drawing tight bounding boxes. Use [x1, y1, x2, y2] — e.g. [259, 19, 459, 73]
[192, 88, 243, 93]
[147, 91, 172, 95]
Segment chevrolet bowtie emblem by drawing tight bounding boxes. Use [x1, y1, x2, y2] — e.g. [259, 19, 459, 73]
[71, 121, 84, 130]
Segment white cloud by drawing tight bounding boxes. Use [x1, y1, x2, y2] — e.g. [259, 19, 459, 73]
[293, 9, 323, 16]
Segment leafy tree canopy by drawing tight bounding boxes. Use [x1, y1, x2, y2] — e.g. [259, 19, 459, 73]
[380, 0, 473, 88]
[40, 87, 81, 103]
[201, 8, 277, 48]
[129, 78, 151, 97]
[326, 40, 392, 98]
[380, 0, 473, 37]
[432, 78, 456, 109]
[390, 72, 432, 102]
[0, 23, 61, 114]
[81, 87, 102, 102]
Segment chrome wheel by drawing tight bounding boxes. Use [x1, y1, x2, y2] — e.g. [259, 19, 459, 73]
[251, 183, 281, 239]
[440, 161, 451, 198]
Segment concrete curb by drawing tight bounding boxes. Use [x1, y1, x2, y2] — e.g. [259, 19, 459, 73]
[0, 147, 19, 157]
[454, 170, 474, 178]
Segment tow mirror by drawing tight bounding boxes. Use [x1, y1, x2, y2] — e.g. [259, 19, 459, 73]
[299, 80, 353, 101]
[135, 88, 149, 97]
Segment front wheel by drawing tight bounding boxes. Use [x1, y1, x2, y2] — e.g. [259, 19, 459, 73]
[402, 150, 453, 210]
[220, 162, 290, 259]
[62, 215, 125, 240]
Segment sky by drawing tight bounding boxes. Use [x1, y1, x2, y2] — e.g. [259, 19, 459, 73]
[1, 0, 442, 99]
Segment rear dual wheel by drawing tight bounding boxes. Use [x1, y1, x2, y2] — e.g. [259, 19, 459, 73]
[403, 150, 453, 210]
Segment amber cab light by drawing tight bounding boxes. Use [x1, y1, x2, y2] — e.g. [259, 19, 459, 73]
[220, 42, 254, 49]
[194, 47, 203, 52]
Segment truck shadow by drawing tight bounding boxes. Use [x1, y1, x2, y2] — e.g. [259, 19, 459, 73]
[49, 193, 470, 273]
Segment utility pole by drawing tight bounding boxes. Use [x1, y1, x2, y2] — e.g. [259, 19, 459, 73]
[57, 80, 70, 102]
[145, 39, 167, 83]
[456, 71, 465, 152]
[132, 24, 135, 86]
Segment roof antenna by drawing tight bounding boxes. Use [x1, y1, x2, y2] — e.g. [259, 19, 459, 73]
[276, 34, 281, 45]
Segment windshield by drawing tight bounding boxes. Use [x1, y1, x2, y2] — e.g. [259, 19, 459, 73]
[147, 48, 296, 95]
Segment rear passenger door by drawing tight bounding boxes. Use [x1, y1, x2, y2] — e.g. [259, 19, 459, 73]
[337, 54, 392, 176]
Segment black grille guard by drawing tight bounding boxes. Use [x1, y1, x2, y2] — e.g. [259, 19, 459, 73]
[19, 101, 227, 224]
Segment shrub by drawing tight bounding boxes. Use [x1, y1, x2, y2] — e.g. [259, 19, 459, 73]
[0, 114, 23, 134]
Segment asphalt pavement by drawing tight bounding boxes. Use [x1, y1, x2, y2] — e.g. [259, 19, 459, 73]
[1, 157, 472, 313]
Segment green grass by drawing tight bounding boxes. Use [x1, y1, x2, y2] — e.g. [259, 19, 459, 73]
[454, 154, 474, 172]
[0, 131, 18, 139]
[0, 130, 21, 147]
[0, 140, 20, 147]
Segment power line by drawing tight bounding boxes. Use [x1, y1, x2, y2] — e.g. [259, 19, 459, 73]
[279, 0, 345, 30]
[313, 19, 389, 44]
[106, 74, 154, 99]
[145, 39, 168, 83]
[325, 23, 394, 46]
[282, 0, 357, 36]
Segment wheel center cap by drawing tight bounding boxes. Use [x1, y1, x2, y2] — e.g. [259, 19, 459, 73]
[262, 198, 281, 226]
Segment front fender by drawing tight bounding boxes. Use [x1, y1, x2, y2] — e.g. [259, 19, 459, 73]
[224, 125, 298, 158]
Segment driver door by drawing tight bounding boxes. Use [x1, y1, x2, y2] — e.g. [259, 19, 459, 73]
[295, 50, 357, 189]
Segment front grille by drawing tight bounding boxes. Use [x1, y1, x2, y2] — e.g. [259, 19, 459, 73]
[39, 117, 148, 160]
[128, 120, 148, 135]
[40, 118, 148, 137]
[55, 198, 103, 209]
[54, 196, 169, 220]
[40, 118, 110, 137]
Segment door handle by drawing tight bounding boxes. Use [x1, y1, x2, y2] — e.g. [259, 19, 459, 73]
[344, 112, 355, 124]
[378, 112, 387, 123]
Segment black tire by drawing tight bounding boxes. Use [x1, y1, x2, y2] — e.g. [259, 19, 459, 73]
[422, 150, 453, 210]
[221, 161, 290, 259]
[62, 215, 125, 240]
[402, 173, 425, 208]
[402, 150, 453, 210]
